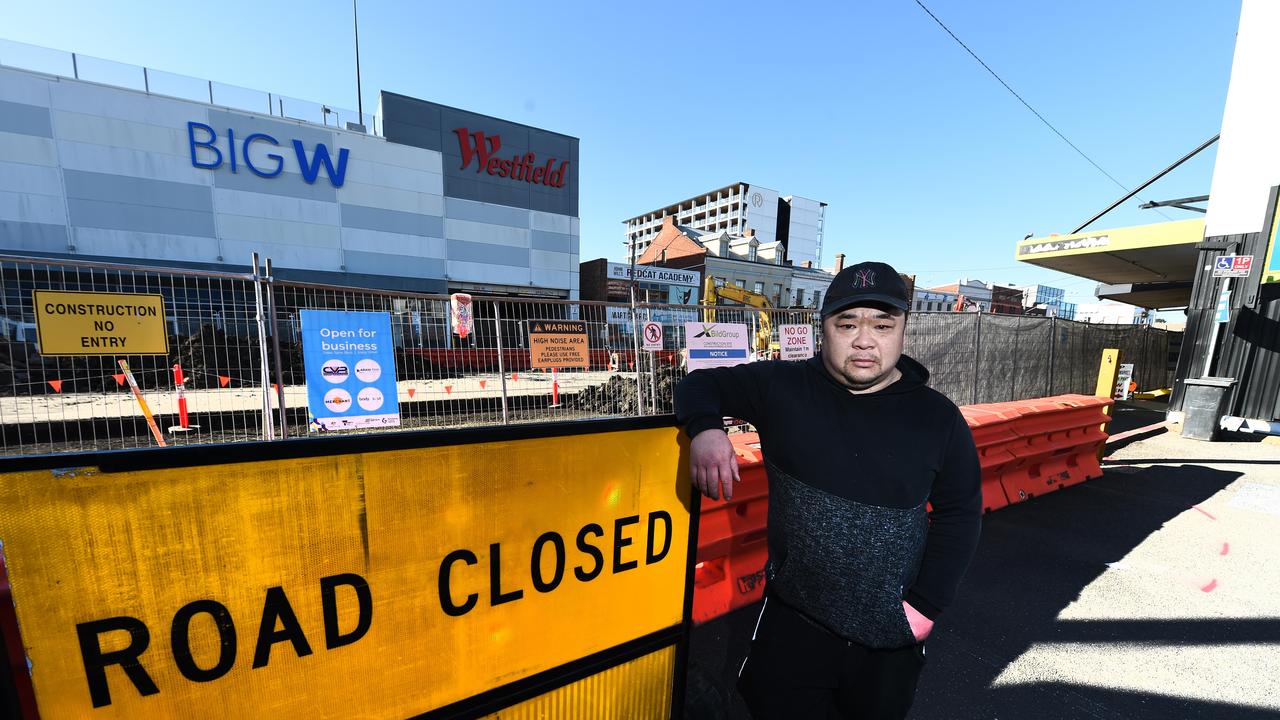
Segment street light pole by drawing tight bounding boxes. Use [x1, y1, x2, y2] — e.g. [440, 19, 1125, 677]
[353, 0, 364, 125]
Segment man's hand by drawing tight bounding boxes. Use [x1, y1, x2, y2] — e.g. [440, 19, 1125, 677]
[689, 429, 740, 501]
[903, 601, 934, 642]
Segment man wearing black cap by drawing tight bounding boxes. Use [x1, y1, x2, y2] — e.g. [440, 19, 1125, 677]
[676, 261, 981, 719]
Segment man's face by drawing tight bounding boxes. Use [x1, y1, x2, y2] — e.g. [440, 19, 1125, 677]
[821, 304, 907, 392]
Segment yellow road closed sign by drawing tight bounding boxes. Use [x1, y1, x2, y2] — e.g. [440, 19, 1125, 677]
[0, 422, 692, 718]
[33, 290, 168, 355]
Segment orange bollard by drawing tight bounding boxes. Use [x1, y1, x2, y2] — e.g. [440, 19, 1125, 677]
[169, 364, 198, 433]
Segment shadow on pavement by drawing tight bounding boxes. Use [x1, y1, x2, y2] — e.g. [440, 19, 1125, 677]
[1107, 403, 1168, 435]
[687, 461, 1250, 719]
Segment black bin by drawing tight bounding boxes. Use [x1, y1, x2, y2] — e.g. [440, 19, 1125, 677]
[1181, 377, 1235, 441]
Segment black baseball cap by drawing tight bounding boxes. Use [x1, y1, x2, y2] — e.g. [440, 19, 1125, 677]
[821, 261, 910, 318]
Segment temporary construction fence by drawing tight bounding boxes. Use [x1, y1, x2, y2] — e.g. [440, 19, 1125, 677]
[0, 253, 1171, 456]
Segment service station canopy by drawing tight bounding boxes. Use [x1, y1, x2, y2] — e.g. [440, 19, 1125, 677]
[1015, 219, 1205, 309]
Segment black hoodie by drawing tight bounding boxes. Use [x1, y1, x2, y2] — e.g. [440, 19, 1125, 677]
[676, 354, 981, 648]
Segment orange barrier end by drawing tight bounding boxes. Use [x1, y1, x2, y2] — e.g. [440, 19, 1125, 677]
[692, 432, 770, 625]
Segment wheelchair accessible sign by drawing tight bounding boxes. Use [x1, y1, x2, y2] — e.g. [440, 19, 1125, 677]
[301, 310, 401, 431]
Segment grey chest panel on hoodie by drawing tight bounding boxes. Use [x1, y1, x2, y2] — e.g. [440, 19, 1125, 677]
[764, 461, 929, 649]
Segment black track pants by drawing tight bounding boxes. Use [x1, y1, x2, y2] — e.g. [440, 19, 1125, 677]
[737, 598, 927, 720]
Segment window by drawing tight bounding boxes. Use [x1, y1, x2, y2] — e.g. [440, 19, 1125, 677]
[748, 242, 758, 262]
[753, 281, 765, 295]
[796, 288, 805, 305]
[734, 279, 745, 288]
[772, 284, 782, 305]
[812, 291, 821, 308]
[719, 239, 729, 256]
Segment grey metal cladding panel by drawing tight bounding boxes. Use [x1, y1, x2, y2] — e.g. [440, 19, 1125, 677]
[527, 187, 575, 216]
[68, 198, 216, 237]
[439, 108, 532, 151]
[446, 177, 539, 216]
[343, 249, 446, 280]
[0, 100, 52, 138]
[447, 239, 529, 267]
[380, 120, 442, 153]
[212, 165, 337, 203]
[445, 196, 529, 228]
[0, 221, 67, 251]
[206, 109, 335, 148]
[64, 170, 213, 212]
[342, 204, 443, 237]
[483, 182, 538, 212]
[528, 128, 575, 158]
[531, 229, 571, 253]
[379, 93, 444, 133]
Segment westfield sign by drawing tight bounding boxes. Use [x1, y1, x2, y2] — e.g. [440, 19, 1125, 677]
[452, 127, 569, 188]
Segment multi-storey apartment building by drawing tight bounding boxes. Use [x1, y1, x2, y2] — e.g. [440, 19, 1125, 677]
[623, 182, 826, 268]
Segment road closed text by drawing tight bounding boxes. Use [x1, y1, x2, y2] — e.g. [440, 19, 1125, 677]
[75, 510, 675, 709]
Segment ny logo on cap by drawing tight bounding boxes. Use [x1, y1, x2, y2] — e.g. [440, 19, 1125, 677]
[853, 268, 877, 289]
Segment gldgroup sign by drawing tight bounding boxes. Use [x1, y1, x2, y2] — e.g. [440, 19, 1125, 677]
[0, 424, 692, 718]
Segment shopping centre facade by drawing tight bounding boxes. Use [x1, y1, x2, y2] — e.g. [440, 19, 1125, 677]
[0, 55, 580, 298]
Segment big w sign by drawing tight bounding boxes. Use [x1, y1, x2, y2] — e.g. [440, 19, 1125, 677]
[188, 122, 350, 188]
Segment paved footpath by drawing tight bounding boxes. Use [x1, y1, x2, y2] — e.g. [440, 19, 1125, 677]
[687, 417, 1280, 719]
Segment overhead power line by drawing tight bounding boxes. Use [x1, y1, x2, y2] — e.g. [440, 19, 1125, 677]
[912, 0, 1173, 221]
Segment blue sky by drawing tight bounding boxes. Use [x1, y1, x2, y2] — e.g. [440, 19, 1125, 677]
[5, 1, 1241, 301]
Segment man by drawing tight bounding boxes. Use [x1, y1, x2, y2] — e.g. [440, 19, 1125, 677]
[676, 261, 981, 719]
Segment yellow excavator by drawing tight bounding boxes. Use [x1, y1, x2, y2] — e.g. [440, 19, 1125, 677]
[701, 276, 773, 352]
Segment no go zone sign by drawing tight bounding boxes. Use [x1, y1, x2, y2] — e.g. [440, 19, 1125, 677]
[779, 323, 815, 360]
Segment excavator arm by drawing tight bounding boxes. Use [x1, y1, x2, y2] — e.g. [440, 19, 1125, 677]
[700, 277, 773, 351]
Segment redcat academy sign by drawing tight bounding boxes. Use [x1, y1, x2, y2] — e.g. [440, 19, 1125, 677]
[378, 91, 579, 217]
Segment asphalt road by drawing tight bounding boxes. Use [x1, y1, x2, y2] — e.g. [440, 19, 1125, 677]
[686, 410, 1280, 719]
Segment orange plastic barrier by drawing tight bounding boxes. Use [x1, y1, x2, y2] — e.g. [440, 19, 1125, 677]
[692, 432, 770, 625]
[959, 404, 1023, 513]
[962, 394, 1112, 506]
[690, 395, 1115, 625]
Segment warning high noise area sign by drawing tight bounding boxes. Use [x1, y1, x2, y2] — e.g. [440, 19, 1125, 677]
[528, 319, 590, 369]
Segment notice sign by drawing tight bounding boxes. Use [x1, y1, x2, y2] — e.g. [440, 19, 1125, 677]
[1212, 255, 1253, 278]
[301, 310, 400, 431]
[529, 319, 590, 369]
[33, 290, 168, 356]
[779, 324, 814, 360]
[684, 322, 749, 371]
[642, 321, 664, 351]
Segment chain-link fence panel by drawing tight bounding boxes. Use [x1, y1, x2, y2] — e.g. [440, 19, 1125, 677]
[0, 255, 265, 454]
[0, 250, 1174, 458]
